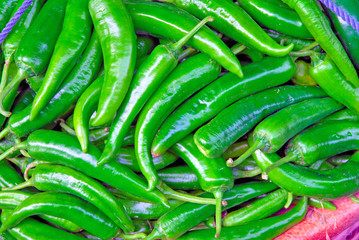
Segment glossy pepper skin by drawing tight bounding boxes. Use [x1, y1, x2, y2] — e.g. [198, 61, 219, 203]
[135, 52, 221, 193]
[8, 164, 134, 233]
[0, 161, 23, 188]
[250, 135, 359, 199]
[115, 147, 178, 172]
[231, 97, 343, 167]
[283, 121, 359, 166]
[0, 191, 82, 233]
[165, 0, 294, 56]
[0, 0, 19, 32]
[310, 57, 359, 114]
[320, 108, 359, 123]
[223, 189, 288, 227]
[151, 56, 296, 157]
[74, 75, 104, 152]
[326, 0, 359, 69]
[171, 134, 233, 236]
[158, 166, 202, 190]
[0, 192, 119, 239]
[144, 181, 277, 240]
[31, 0, 92, 120]
[89, 0, 137, 126]
[19, 130, 169, 206]
[237, 0, 312, 39]
[178, 196, 308, 240]
[4, 31, 102, 138]
[194, 86, 327, 158]
[99, 17, 212, 173]
[282, 0, 359, 87]
[1, 0, 44, 91]
[118, 199, 182, 220]
[125, 1, 242, 77]
[1, 209, 85, 240]
[266, 30, 319, 51]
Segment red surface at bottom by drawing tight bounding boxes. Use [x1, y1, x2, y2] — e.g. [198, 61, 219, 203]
[275, 193, 359, 240]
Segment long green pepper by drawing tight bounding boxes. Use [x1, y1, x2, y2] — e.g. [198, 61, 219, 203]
[30, 0, 92, 120]
[89, 0, 137, 126]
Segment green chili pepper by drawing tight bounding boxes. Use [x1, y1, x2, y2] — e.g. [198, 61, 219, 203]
[136, 36, 154, 59]
[144, 181, 277, 240]
[195, 86, 327, 158]
[328, 155, 351, 166]
[134, 47, 227, 192]
[0, 0, 44, 92]
[0, 31, 102, 139]
[250, 134, 359, 199]
[293, 197, 336, 210]
[3, 164, 134, 233]
[282, 0, 359, 87]
[115, 147, 178, 172]
[158, 165, 261, 191]
[0, 0, 19, 32]
[0, 192, 119, 239]
[178, 196, 308, 240]
[326, 0, 359, 69]
[125, 1, 242, 77]
[0, 161, 23, 188]
[171, 134, 233, 237]
[221, 188, 288, 227]
[161, 0, 294, 56]
[266, 30, 319, 51]
[1, 209, 85, 240]
[223, 141, 249, 159]
[0, 62, 20, 128]
[237, 0, 312, 39]
[26, 74, 44, 92]
[292, 60, 317, 86]
[0, 0, 68, 117]
[269, 121, 359, 170]
[30, 0, 92, 120]
[98, 16, 213, 170]
[320, 109, 359, 123]
[310, 57, 359, 114]
[2, 130, 169, 206]
[89, 0, 137, 126]
[151, 56, 296, 157]
[230, 97, 343, 167]
[11, 88, 35, 115]
[74, 75, 104, 152]
[118, 198, 183, 220]
[240, 48, 265, 63]
[0, 191, 82, 233]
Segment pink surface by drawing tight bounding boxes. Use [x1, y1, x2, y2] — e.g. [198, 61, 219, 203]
[275, 193, 359, 240]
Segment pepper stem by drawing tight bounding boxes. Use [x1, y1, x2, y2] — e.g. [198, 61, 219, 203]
[171, 16, 214, 53]
[227, 140, 263, 167]
[143, 228, 162, 240]
[0, 127, 10, 140]
[157, 181, 216, 205]
[0, 69, 27, 117]
[59, 121, 76, 136]
[264, 153, 296, 174]
[350, 195, 359, 204]
[118, 232, 147, 239]
[178, 47, 197, 61]
[213, 190, 223, 238]
[0, 55, 13, 92]
[230, 44, 246, 55]
[2, 178, 33, 191]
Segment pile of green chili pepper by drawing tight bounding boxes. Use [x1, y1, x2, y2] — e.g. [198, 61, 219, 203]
[0, 0, 358, 239]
